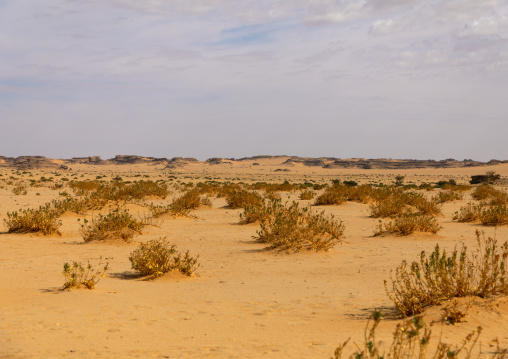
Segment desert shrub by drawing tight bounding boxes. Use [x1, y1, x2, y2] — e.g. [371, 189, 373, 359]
[69, 180, 101, 193]
[332, 312, 505, 359]
[436, 190, 464, 203]
[129, 238, 199, 278]
[299, 190, 315, 200]
[169, 189, 202, 216]
[374, 212, 441, 236]
[225, 189, 264, 209]
[385, 230, 508, 316]
[418, 183, 434, 191]
[80, 208, 143, 242]
[62, 258, 109, 291]
[250, 180, 298, 192]
[4, 206, 62, 235]
[412, 196, 442, 216]
[369, 197, 407, 218]
[118, 180, 169, 200]
[254, 199, 345, 253]
[239, 199, 269, 224]
[314, 187, 346, 205]
[479, 205, 508, 226]
[453, 203, 484, 222]
[472, 184, 499, 201]
[12, 182, 27, 195]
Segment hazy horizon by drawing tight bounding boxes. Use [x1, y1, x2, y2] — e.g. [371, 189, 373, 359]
[1, 1, 507, 162]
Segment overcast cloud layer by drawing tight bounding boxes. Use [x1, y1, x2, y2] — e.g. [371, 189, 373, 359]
[1, 0, 507, 160]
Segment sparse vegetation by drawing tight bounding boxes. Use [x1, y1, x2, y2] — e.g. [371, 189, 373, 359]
[254, 199, 345, 253]
[374, 212, 441, 236]
[62, 258, 109, 291]
[385, 230, 508, 317]
[4, 206, 62, 235]
[129, 237, 199, 278]
[80, 208, 143, 242]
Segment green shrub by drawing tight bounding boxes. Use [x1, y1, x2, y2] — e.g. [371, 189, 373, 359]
[129, 238, 199, 278]
[255, 199, 345, 253]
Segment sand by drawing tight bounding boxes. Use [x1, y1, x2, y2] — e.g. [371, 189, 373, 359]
[1, 158, 508, 358]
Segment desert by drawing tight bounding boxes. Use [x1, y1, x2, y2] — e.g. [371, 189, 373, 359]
[1, 156, 508, 358]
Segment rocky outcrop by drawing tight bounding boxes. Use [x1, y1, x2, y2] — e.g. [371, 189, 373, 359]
[0, 156, 60, 169]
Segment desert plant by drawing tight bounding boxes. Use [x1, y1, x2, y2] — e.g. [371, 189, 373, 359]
[374, 212, 441, 236]
[299, 190, 315, 200]
[436, 190, 464, 203]
[80, 208, 143, 242]
[4, 206, 62, 235]
[453, 203, 484, 223]
[254, 199, 345, 253]
[129, 237, 199, 278]
[385, 230, 508, 317]
[479, 205, 508, 226]
[169, 189, 203, 216]
[62, 258, 109, 290]
[12, 182, 27, 195]
[225, 189, 264, 209]
[332, 312, 506, 359]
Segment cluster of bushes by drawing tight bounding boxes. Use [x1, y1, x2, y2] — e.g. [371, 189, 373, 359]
[253, 199, 345, 253]
[454, 185, 508, 226]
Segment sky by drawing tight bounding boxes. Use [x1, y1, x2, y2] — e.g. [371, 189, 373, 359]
[1, 0, 507, 161]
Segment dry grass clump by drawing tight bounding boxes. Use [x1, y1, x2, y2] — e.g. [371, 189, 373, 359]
[224, 189, 264, 209]
[169, 189, 205, 216]
[62, 258, 109, 291]
[299, 190, 315, 200]
[4, 206, 62, 235]
[385, 230, 508, 317]
[254, 199, 345, 253]
[80, 208, 143, 242]
[374, 213, 441, 236]
[479, 205, 508, 226]
[471, 185, 504, 202]
[436, 190, 464, 203]
[333, 312, 506, 359]
[453, 203, 484, 223]
[12, 182, 27, 195]
[129, 237, 199, 278]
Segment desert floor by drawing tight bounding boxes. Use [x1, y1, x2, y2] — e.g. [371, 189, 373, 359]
[2, 158, 508, 358]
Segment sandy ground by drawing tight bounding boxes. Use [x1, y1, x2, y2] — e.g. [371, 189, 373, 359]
[1, 159, 508, 358]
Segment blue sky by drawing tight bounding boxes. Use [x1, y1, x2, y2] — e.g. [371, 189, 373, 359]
[1, 0, 508, 160]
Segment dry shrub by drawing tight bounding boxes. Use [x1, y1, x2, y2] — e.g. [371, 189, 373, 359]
[453, 203, 484, 223]
[479, 205, 508, 226]
[436, 190, 464, 203]
[240, 200, 268, 224]
[472, 184, 501, 201]
[299, 190, 315, 200]
[129, 237, 199, 278]
[225, 189, 264, 209]
[69, 180, 101, 193]
[62, 258, 109, 291]
[254, 199, 345, 253]
[4, 206, 62, 235]
[374, 212, 441, 236]
[369, 197, 408, 218]
[169, 189, 202, 216]
[370, 190, 441, 218]
[80, 208, 143, 242]
[385, 230, 508, 317]
[333, 312, 506, 359]
[12, 182, 27, 195]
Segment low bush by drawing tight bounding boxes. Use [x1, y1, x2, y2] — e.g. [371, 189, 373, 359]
[4, 206, 62, 235]
[332, 312, 506, 359]
[374, 212, 441, 236]
[80, 208, 143, 242]
[479, 205, 508, 226]
[62, 258, 109, 291]
[453, 203, 484, 222]
[129, 238, 199, 278]
[225, 189, 264, 209]
[254, 199, 345, 253]
[169, 189, 203, 216]
[384, 230, 508, 317]
[436, 190, 464, 203]
[299, 190, 315, 200]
